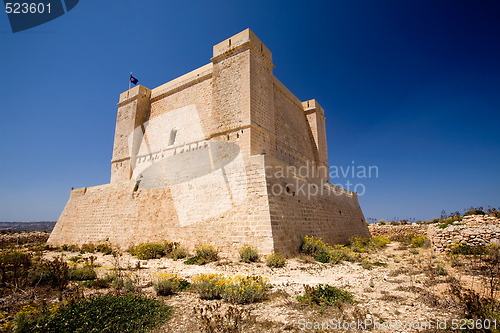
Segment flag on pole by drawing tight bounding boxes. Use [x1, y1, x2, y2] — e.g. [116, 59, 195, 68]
[130, 74, 139, 85]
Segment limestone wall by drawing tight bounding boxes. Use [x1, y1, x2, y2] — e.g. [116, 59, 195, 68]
[368, 224, 428, 238]
[428, 215, 500, 252]
[265, 156, 369, 254]
[274, 84, 317, 169]
[49, 154, 370, 255]
[49, 156, 275, 256]
[367, 215, 500, 253]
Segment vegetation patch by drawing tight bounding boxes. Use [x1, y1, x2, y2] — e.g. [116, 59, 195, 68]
[266, 253, 287, 268]
[297, 284, 354, 307]
[191, 273, 225, 300]
[349, 235, 390, 252]
[169, 246, 189, 260]
[134, 242, 165, 260]
[96, 243, 113, 255]
[68, 264, 97, 281]
[0, 250, 32, 287]
[239, 244, 259, 263]
[82, 275, 113, 289]
[184, 245, 219, 265]
[154, 273, 190, 296]
[28, 256, 69, 290]
[191, 273, 269, 304]
[465, 209, 486, 216]
[300, 235, 388, 265]
[17, 294, 172, 333]
[79, 243, 95, 254]
[450, 280, 499, 328]
[301, 236, 329, 257]
[411, 235, 427, 248]
[448, 242, 487, 256]
[437, 216, 463, 229]
[61, 244, 80, 252]
[221, 275, 269, 304]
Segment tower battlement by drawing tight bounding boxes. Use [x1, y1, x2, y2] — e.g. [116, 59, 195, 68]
[212, 28, 272, 64]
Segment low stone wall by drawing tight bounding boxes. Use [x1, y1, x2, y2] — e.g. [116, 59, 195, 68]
[369, 215, 500, 253]
[428, 215, 500, 252]
[368, 224, 427, 239]
[0, 231, 50, 247]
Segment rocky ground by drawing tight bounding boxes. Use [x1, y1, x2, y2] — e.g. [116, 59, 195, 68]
[40, 241, 483, 333]
[1, 226, 498, 332]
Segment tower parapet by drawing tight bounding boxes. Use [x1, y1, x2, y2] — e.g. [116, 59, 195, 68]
[111, 85, 151, 183]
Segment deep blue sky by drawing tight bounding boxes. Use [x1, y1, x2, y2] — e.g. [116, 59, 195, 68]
[1, 0, 499, 222]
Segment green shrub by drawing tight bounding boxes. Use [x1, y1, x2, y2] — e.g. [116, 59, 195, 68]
[80, 243, 96, 254]
[349, 235, 390, 252]
[239, 245, 259, 263]
[22, 294, 172, 333]
[266, 253, 286, 268]
[297, 284, 354, 307]
[0, 250, 32, 286]
[14, 304, 38, 333]
[315, 250, 332, 263]
[411, 235, 427, 248]
[191, 274, 225, 300]
[328, 245, 357, 264]
[29, 256, 69, 290]
[82, 276, 112, 289]
[68, 265, 97, 281]
[96, 243, 113, 255]
[183, 256, 199, 265]
[135, 242, 165, 260]
[191, 274, 269, 304]
[61, 244, 80, 252]
[301, 241, 357, 265]
[449, 242, 486, 255]
[162, 241, 180, 255]
[82, 274, 115, 289]
[349, 236, 371, 253]
[465, 209, 485, 216]
[438, 216, 463, 228]
[154, 273, 190, 296]
[169, 246, 189, 260]
[300, 236, 351, 264]
[370, 236, 391, 248]
[301, 236, 328, 257]
[195, 245, 219, 263]
[221, 275, 269, 304]
[184, 245, 218, 265]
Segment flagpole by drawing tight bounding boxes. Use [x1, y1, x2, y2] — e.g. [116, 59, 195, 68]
[129, 72, 132, 91]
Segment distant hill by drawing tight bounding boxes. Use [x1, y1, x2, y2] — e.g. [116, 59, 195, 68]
[0, 221, 56, 232]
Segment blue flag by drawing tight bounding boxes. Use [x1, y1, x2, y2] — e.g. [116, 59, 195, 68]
[130, 74, 138, 85]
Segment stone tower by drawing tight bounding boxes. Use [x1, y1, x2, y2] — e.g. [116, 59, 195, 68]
[48, 29, 370, 255]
